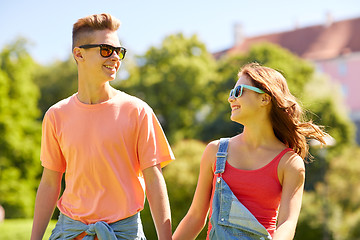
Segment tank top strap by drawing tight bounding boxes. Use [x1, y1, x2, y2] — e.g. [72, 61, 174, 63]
[214, 138, 230, 175]
[272, 148, 293, 165]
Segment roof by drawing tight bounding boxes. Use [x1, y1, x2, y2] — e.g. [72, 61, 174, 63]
[215, 16, 360, 61]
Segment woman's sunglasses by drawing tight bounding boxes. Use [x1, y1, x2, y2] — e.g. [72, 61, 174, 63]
[229, 84, 265, 98]
[79, 44, 127, 60]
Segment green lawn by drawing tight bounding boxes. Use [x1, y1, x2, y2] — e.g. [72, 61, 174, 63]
[0, 219, 56, 240]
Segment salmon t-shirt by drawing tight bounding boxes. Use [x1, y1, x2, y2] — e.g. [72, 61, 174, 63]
[41, 90, 174, 224]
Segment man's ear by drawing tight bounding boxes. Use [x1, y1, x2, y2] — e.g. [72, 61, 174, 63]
[73, 47, 84, 62]
[261, 93, 271, 106]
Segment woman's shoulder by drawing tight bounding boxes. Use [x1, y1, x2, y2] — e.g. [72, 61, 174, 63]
[205, 137, 233, 153]
[280, 150, 304, 168]
[205, 135, 243, 156]
[202, 137, 236, 170]
[204, 139, 220, 155]
[200, 140, 221, 171]
[278, 150, 305, 183]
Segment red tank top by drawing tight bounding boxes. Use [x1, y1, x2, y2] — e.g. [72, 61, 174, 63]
[207, 148, 292, 237]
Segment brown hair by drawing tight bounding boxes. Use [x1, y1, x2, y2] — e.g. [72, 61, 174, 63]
[239, 63, 327, 160]
[72, 13, 121, 49]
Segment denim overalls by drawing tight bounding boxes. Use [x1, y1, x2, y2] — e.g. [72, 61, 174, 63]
[49, 212, 146, 240]
[208, 138, 272, 240]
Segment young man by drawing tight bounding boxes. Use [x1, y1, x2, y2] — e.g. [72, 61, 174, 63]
[31, 13, 174, 240]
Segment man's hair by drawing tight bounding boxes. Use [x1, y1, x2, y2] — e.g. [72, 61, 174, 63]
[72, 13, 121, 50]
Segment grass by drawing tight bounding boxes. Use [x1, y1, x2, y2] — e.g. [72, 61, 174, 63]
[0, 219, 56, 240]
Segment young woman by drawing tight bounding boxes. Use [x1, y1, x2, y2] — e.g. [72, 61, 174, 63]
[173, 63, 327, 239]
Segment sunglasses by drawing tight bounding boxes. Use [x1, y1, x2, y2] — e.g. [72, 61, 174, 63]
[229, 84, 265, 98]
[79, 44, 127, 60]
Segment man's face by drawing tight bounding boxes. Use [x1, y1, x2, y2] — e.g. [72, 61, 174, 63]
[78, 30, 122, 82]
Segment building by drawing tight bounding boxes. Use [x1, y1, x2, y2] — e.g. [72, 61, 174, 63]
[215, 15, 360, 143]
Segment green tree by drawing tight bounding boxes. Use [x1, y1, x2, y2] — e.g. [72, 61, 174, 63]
[295, 145, 360, 240]
[294, 190, 323, 239]
[302, 72, 355, 149]
[302, 72, 356, 194]
[115, 33, 219, 143]
[0, 38, 42, 218]
[34, 56, 77, 117]
[141, 139, 208, 239]
[325, 146, 360, 240]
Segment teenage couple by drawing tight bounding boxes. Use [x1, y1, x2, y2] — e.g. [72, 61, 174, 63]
[31, 13, 328, 240]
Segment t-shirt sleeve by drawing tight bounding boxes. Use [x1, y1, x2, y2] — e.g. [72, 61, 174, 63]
[137, 105, 175, 170]
[40, 109, 66, 173]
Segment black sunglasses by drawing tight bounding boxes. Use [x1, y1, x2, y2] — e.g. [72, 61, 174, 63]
[79, 44, 127, 60]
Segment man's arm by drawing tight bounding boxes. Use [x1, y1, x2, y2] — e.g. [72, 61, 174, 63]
[31, 167, 63, 240]
[143, 164, 172, 240]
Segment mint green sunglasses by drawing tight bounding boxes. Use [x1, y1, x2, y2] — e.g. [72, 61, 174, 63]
[229, 84, 265, 98]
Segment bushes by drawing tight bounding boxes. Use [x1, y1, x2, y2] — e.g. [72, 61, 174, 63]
[142, 139, 208, 239]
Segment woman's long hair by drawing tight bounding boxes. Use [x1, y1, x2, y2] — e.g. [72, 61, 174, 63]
[240, 63, 327, 160]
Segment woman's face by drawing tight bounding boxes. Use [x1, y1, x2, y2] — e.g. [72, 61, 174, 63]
[228, 74, 266, 124]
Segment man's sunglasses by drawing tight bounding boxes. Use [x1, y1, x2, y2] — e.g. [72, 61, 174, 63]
[229, 84, 265, 98]
[79, 44, 127, 60]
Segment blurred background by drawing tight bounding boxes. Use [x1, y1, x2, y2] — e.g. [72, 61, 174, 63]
[1, 0, 360, 239]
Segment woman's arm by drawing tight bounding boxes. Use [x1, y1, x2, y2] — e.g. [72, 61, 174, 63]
[173, 141, 218, 240]
[273, 153, 305, 240]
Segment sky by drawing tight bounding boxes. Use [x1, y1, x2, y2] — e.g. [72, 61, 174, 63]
[1, 0, 359, 65]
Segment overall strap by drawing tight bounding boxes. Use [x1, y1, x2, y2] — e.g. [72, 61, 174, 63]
[214, 138, 230, 175]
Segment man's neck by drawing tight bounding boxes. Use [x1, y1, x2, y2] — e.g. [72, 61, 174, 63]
[77, 81, 117, 104]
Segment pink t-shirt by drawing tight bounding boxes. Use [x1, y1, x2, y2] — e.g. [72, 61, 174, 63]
[41, 90, 174, 224]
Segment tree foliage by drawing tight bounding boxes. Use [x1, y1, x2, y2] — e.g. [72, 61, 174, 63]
[1, 34, 359, 240]
[302, 73, 355, 149]
[115, 33, 219, 143]
[34, 56, 78, 117]
[141, 139, 208, 239]
[0, 39, 42, 217]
